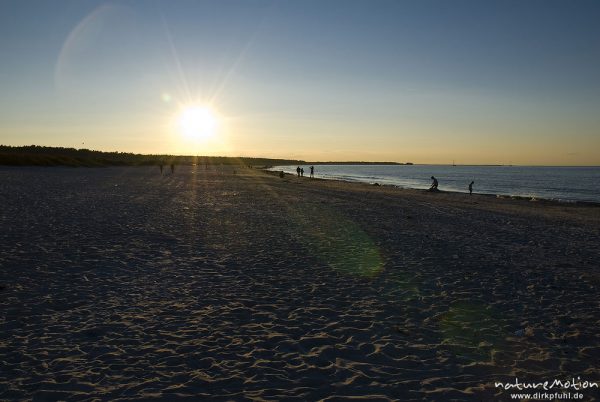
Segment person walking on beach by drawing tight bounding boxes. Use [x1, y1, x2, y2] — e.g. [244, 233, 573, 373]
[300, 167, 304, 177]
[430, 176, 438, 190]
[296, 166, 301, 177]
[469, 181, 474, 195]
[310, 165, 314, 178]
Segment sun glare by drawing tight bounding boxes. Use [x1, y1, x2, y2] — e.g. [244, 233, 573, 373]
[178, 106, 218, 140]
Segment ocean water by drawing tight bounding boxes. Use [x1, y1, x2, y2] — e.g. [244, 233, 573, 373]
[272, 165, 600, 203]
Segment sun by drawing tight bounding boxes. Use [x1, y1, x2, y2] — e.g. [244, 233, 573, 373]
[178, 106, 218, 140]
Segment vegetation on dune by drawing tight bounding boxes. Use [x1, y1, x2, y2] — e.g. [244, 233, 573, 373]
[0, 145, 304, 167]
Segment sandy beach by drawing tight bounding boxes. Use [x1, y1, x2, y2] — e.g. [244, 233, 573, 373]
[1, 165, 599, 401]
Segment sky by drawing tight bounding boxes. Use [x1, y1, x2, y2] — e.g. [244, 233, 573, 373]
[1, 0, 599, 165]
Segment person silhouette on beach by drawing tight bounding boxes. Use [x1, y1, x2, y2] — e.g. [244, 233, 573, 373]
[430, 176, 438, 190]
[296, 166, 301, 177]
[170, 164, 175, 174]
[310, 165, 314, 178]
[300, 168, 304, 177]
[469, 181, 474, 195]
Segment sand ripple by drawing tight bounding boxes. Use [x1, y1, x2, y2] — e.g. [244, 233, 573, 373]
[1, 166, 599, 400]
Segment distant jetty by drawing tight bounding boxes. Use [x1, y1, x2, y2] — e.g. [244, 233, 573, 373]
[306, 161, 413, 165]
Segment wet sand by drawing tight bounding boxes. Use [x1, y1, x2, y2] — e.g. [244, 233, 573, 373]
[1, 165, 599, 401]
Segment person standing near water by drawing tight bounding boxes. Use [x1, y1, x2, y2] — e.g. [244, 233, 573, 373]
[430, 176, 438, 190]
[469, 181, 474, 195]
[310, 165, 314, 178]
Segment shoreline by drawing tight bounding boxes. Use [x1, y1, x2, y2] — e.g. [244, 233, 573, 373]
[268, 167, 600, 207]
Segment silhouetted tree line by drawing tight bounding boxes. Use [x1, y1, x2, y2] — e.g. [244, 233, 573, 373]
[0, 145, 304, 167]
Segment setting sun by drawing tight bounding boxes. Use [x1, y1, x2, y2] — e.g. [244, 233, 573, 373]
[178, 106, 217, 140]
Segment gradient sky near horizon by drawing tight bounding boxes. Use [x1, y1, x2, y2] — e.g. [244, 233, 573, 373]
[1, 0, 599, 165]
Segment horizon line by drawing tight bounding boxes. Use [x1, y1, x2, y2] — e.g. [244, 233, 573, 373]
[1, 144, 599, 168]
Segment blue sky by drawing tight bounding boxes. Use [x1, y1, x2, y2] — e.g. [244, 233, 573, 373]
[1, 0, 599, 164]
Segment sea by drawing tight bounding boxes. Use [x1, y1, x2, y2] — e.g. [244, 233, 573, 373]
[271, 164, 600, 203]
